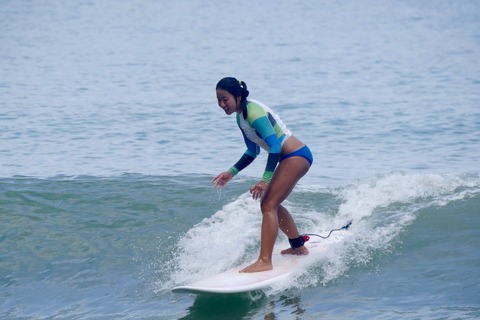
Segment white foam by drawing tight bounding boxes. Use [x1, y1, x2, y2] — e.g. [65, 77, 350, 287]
[164, 172, 480, 294]
[161, 193, 261, 291]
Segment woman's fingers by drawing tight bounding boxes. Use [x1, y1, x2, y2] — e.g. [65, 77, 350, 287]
[212, 171, 233, 189]
[250, 181, 268, 200]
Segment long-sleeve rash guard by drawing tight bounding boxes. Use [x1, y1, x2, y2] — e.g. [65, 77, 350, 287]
[229, 99, 292, 183]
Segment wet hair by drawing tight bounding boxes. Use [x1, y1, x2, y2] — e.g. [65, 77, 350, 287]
[216, 77, 250, 119]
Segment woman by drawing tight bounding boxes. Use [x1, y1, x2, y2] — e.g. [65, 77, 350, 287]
[212, 77, 313, 273]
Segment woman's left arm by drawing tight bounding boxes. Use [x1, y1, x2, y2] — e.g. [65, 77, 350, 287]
[252, 116, 282, 183]
[249, 116, 282, 199]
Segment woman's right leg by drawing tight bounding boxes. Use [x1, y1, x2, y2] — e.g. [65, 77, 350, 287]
[277, 205, 309, 255]
[277, 205, 300, 239]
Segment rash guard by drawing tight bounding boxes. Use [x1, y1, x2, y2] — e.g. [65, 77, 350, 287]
[229, 99, 292, 183]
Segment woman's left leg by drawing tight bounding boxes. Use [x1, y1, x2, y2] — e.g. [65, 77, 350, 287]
[240, 156, 310, 273]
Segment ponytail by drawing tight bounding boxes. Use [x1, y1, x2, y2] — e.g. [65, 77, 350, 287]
[238, 80, 250, 119]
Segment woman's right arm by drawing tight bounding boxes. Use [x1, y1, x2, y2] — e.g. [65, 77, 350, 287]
[212, 171, 234, 189]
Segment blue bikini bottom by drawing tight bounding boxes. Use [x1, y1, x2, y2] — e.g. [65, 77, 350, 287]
[280, 145, 313, 166]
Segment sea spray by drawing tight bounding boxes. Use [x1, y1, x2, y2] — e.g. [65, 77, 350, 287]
[161, 193, 262, 291]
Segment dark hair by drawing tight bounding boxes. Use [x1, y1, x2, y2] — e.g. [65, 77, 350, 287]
[216, 77, 250, 119]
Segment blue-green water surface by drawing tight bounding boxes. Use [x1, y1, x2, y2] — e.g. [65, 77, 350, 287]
[1, 0, 479, 318]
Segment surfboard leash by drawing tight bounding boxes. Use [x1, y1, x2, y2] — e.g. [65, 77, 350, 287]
[301, 220, 352, 243]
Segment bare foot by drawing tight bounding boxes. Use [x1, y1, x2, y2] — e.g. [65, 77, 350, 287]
[239, 259, 273, 273]
[281, 246, 309, 256]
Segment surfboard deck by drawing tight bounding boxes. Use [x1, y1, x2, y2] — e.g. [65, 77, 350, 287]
[172, 241, 327, 294]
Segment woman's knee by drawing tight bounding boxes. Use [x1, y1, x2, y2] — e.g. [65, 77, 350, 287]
[260, 197, 277, 215]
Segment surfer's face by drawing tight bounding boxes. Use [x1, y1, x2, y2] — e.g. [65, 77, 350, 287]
[216, 89, 241, 115]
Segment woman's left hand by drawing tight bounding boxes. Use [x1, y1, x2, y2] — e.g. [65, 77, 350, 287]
[250, 181, 268, 200]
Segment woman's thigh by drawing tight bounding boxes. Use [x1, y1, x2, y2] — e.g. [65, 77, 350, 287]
[261, 156, 310, 211]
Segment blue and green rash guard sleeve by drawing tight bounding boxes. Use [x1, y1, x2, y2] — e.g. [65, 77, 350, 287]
[229, 102, 284, 183]
[228, 130, 260, 176]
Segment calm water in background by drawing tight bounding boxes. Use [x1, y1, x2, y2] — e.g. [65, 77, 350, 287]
[1, 0, 479, 319]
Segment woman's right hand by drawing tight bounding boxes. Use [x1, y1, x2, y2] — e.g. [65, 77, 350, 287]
[211, 171, 233, 189]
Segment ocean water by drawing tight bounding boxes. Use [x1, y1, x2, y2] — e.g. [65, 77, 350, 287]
[1, 0, 479, 319]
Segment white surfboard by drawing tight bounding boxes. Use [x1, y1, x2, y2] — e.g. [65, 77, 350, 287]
[171, 240, 330, 294]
